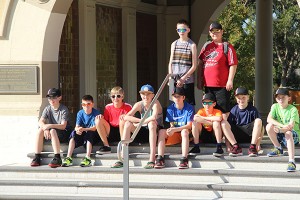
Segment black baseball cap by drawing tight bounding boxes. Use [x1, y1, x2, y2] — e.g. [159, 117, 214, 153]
[275, 88, 290, 97]
[235, 87, 249, 96]
[202, 93, 216, 102]
[209, 22, 222, 31]
[46, 88, 61, 97]
[172, 87, 185, 96]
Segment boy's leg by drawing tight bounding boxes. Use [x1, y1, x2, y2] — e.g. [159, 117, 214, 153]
[181, 129, 190, 158]
[66, 138, 75, 158]
[34, 128, 45, 153]
[285, 131, 295, 161]
[119, 118, 126, 139]
[95, 117, 110, 146]
[221, 120, 238, 145]
[50, 129, 61, 154]
[251, 118, 263, 146]
[157, 129, 167, 157]
[266, 123, 280, 147]
[191, 121, 201, 144]
[148, 121, 158, 162]
[212, 121, 223, 143]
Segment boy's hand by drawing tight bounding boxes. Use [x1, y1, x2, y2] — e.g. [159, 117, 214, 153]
[274, 126, 280, 133]
[75, 127, 83, 135]
[44, 130, 51, 140]
[119, 114, 125, 121]
[41, 124, 51, 131]
[166, 128, 175, 136]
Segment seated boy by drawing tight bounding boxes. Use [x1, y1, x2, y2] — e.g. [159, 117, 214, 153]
[62, 95, 100, 167]
[112, 84, 163, 169]
[95, 86, 132, 154]
[30, 88, 71, 168]
[189, 93, 223, 156]
[226, 87, 264, 157]
[155, 87, 194, 169]
[266, 88, 300, 172]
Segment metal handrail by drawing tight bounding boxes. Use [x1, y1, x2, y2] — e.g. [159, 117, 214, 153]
[117, 73, 173, 200]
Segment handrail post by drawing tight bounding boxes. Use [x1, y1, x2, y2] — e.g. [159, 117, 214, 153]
[123, 144, 129, 200]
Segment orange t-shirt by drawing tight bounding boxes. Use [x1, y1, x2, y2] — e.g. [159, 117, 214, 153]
[196, 108, 222, 131]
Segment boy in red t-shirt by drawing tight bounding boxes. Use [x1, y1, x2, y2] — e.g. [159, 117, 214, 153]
[95, 86, 132, 154]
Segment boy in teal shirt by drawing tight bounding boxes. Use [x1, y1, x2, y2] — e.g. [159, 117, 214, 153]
[266, 88, 299, 172]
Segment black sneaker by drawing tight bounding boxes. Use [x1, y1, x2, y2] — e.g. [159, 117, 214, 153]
[48, 157, 62, 168]
[96, 146, 111, 154]
[179, 157, 189, 169]
[154, 156, 165, 169]
[188, 146, 201, 155]
[213, 147, 224, 157]
[30, 156, 41, 167]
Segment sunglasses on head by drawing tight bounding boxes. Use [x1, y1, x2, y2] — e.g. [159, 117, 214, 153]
[81, 102, 92, 107]
[177, 28, 187, 33]
[111, 94, 122, 99]
[202, 102, 214, 105]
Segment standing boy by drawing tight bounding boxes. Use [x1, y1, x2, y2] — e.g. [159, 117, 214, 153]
[95, 86, 132, 154]
[30, 88, 71, 168]
[155, 87, 194, 169]
[111, 84, 163, 169]
[198, 22, 238, 119]
[168, 19, 197, 105]
[224, 87, 264, 157]
[266, 88, 300, 172]
[62, 95, 100, 167]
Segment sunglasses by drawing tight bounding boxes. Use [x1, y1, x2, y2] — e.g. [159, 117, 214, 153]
[177, 28, 187, 33]
[202, 102, 214, 105]
[81, 102, 92, 107]
[47, 97, 58, 100]
[210, 29, 221, 34]
[111, 95, 122, 99]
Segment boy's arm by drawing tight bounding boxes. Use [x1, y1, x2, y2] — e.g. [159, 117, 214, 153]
[124, 102, 142, 123]
[168, 42, 175, 74]
[226, 65, 237, 91]
[169, 121, 192, 134]
[143, 101, 160, 124]
[267, 112, 284, 127]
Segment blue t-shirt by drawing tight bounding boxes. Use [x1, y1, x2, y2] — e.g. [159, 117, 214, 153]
[166, 102, 194, 127]
[228, 103, 261, 126]
[76, 108, 100, 128]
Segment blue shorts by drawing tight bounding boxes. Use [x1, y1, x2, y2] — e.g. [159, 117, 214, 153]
[70, 130, 100, 148]
[277, 130, 299, 147]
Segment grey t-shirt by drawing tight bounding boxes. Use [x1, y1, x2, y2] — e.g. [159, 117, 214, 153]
[41, 104, 69, 126]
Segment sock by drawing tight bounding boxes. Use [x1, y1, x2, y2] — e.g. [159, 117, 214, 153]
[250, 144, 256, 148]
[194, 143, 200, 148]
[289, 159, 295, 163]
[217, 143, 222, 148]
[233, 143, 239, 147]
[35, 153, 41, 158]
[54, 153, 61, 158]
[275, 146, 282, 150]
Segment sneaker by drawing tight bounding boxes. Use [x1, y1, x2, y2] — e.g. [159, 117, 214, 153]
[287, 162, 296, 172]
[229, 145, 243, 157]
[96, 146, 111, 154]
[178, 157, 189, 169]
[248, 145, 258, 157]
[213, 147, 224, 157]
[188, 146, 201, 155]
[80, 157, 92, 167]
[30, 156, 41, 167]
[48, 157, 62, 168]
[154, 156, 165, 169]
[62, 157, 73, 167]
[267, 147, 283, 157]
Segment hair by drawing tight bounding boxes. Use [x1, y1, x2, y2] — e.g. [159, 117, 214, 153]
[177, 19, 190, 27]
[110, 86, 124, 95]
[82, 95, 94, 102]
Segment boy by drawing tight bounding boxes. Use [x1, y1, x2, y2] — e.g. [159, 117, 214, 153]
[225, 87, 264, 157]
[168, 19, 197, 105]
[62, 95, 100, 167]
[111, 84, 163, 169]
[30, 88, 71, 168]
[95, 86, 132, 154]
[266, 88, 300, 172]
[155, 87, 194, 169]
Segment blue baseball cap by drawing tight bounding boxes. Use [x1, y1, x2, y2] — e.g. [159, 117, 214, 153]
[139, 84, 154, 94]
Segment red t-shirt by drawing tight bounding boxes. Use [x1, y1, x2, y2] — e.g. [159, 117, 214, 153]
[196, 108, 222, 131]
[104, 103, 132, 127]
[199, 42, 238, 87]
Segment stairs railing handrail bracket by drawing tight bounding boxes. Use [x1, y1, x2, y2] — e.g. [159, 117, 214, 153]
[117, 73, 173, 200]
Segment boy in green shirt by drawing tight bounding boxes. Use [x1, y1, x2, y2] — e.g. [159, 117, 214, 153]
[266, 88, 300, 172]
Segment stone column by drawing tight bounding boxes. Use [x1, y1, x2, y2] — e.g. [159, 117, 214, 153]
[255, 0, 273, 124]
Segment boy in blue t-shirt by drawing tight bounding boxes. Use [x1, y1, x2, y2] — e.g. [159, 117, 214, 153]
[155, 87, 194, 169]
[266, 88, 300, 172]
[62, 95, 100, 167]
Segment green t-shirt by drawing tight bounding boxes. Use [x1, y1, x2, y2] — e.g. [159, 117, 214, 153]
[270, 103, 300, 136]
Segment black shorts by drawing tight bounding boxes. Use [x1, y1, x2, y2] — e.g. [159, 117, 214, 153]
[56, 129, 71, 143]
[133, 126, 150, 144]
[108, 125, 121, 143]
[199, 127, 217, 144]
[70, 130, 101, 148]
[230, 121, 255, 143]
[205, 87, 230, 113]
